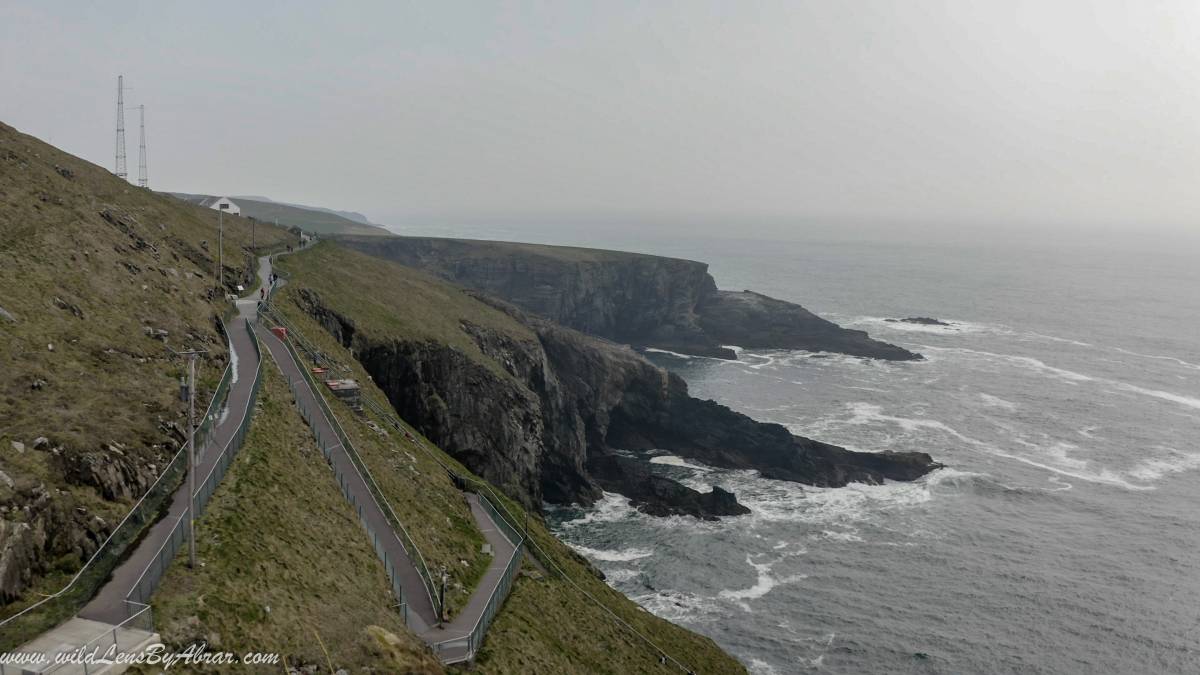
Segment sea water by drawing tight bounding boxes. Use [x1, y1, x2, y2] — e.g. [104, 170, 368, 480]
[400, 223, 1200, 674]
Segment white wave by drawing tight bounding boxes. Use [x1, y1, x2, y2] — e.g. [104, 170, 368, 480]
[851, 316, 987, 335]
[632, 588, 721, 623]
[1125, 447, 1200, 482]
[642, 347, 697, 360]
[1111, 346, 1200, 371]
[819, 529, 864, 543]
[567, 544, 654, 562]
[748, 659, 782, 675]
[1020, 331, 1094, 348]
[555, 492, 637, 529]
[1112, 382, 1200, 411]
[921, 346, 1095, 384]
[648, 454, 713, 472]
[603, 568, 640, 583]
[978, 392, 1018, 410]
[718, 553, 808, 611]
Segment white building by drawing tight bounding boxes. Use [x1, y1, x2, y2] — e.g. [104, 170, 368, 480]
[200, 196, 241, 216]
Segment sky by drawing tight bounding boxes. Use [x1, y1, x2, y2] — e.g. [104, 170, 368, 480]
[2, 1, 1199, 242]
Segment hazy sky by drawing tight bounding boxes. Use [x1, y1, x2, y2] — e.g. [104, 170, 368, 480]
[3, 1, 1199, 239]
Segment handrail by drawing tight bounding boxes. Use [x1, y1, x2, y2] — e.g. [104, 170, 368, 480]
[0, 313, 236, 642]
[23, 603, 154, 675]
[259, 293, 697, 673]
[124, 318, 262, 607]
[269, 323, 442, 620]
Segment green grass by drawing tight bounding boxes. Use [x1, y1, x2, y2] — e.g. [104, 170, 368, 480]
[263, 294, 492, 619]
[0, 119, 294, 634]
[275, 241, 536, 382]
[275, 243, 747, 674]
[147, 362, 443, 673]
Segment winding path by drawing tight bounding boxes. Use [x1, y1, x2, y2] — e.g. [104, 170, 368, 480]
[11, 259, 273, 674]
[257, 295, 519, 664]
[80, 257, 270, 625]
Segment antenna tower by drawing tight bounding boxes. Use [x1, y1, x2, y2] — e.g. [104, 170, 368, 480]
[115, 75, 127, 180]
[138, 104, 148, 188]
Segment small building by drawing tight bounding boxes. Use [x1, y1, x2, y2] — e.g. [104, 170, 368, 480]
[324, 378, 362, 409]
[200, 196, 241, 216]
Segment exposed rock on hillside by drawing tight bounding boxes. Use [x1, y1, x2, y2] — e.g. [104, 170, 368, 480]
[336, 235, 920, 361]
[288, 264, 938, 518]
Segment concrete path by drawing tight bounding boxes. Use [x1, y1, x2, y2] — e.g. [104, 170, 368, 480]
[256, 327, 439, 633]
[80, 257, 270, 625]
[10, 258, 275, 671]
[419, 493, 518, 662]
[257, 319, 521, 663]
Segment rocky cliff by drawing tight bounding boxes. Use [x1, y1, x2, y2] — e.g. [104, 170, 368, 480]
[337, 235, 921, 360]
[280, 245, 939, 521]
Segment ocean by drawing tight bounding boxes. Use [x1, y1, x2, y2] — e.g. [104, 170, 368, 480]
[396, 222, 1200, 674]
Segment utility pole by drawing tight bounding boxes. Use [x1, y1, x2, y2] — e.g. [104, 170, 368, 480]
[115, 76, 127, 180]
[218, 209, 224, 293]
[174, 348, 207, 568]
[137, 104, 148, 188]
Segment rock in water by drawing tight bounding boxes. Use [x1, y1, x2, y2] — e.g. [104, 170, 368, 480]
[886, 317, 951, 326]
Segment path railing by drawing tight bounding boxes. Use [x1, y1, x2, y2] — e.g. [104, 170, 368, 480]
[0, 309, 238, 651]
[124, 318, 263, 609]
[280, 370, 408, 625]
[11, 602, 154, 675]
[259, 295, 697, 672]
[271, 326, 438, 620]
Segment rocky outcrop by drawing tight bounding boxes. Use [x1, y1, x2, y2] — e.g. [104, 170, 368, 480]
[336, 235, 920, 361]
[886, 317, 950, 326]
[698, 291, 920, 360]
[293, 288, 939, 518]
[587, 454, 750, 520]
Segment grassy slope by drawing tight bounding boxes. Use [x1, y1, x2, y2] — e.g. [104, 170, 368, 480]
[0, 121, 294, 634]
[148, 361, 443, 673]
[262, 284, 492, 618]
[276, 244, 747, 674]
[223, 197, 390, 237]
[340, 233, 700, 264]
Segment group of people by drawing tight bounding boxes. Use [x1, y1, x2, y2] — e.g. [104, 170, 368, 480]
[259, 272, 280, 301]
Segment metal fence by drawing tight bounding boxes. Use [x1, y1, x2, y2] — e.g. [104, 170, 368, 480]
[282, 372, 408, 625]
[259, 288, 700, 667]
[124, 318, 263, 610]
[9, 602, 155, 675]
[431, 497, 525, 664]
[276, 341, 427, 619]
[0, 313, 238, 652]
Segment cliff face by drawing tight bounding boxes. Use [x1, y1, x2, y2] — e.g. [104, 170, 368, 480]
[288, 264, 939, 519]
[337, 235, 920, 361]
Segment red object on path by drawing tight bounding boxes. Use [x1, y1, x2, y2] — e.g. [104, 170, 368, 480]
[271, 326, 288, 340]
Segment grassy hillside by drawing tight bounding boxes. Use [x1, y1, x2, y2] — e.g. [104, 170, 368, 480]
[275, 241, 535, 379]
[273, 243, 747, 674]
[147, 362, 442, 673]
[0, 121, 295, 638]
[171, 194, 391, 237]
[260, 289, 498, 619]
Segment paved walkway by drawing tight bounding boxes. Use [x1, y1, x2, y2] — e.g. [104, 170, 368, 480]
[80, 257, 271, 625]
[256, 327, 440, 633]
[11, 259, 274, 671]
[257, 318, 520, 663]
[419, 493, 517, 662]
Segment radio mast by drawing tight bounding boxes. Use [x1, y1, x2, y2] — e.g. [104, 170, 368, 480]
[115, 75, 127, 180]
